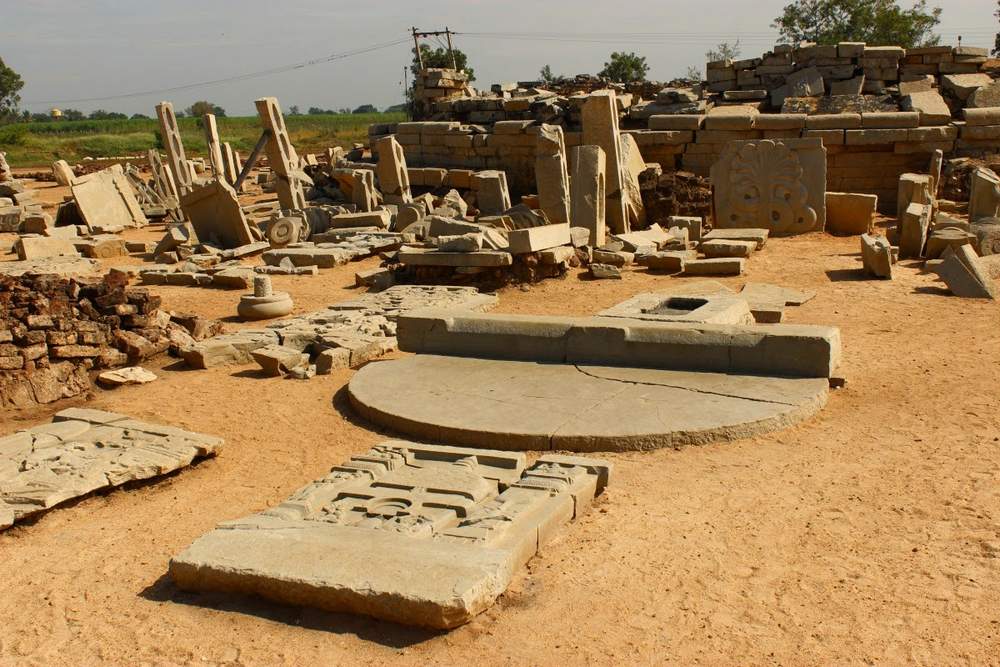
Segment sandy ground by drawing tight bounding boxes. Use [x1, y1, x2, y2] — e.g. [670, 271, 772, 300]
[1, 177, 999, 666]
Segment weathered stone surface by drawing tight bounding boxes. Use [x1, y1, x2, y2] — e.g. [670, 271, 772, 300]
[702, 228, 769, 249]
[861, 233, 894, 278]
[974, 221, 1000, 255]
[700, 239, 757, 258]
[925, 227, 975, 259]
[170, 441, 609, 628]
[598, 289, 753, 325]
[619, 133, 647, 229]
[968, 80, 1000, 108]
[437, 233, 483, 252]
[180, 180, 254, 249]
[711, 138, 826, 235]
[156, 101, 194, 196]
[896, 173, 933, 223]
[899, 202, 932, 258]
[14, 236, 80, 261]
[636, 251, 689, 273]
[933, 245, 996, 299]
[251, 344, 308, 376]
[71, 165, 148, 230]
[349, 356, 830, 451]
[534, 124, 571, 225]
[507, 223, 571, 254]
[0, 408, 222, 531]
[569, 145, 607, 246]
[376, 136, 412, 205]
[582, 91, 628, 233]
[683, 257, 745, 275]
[97, 366, 157, 387]
[589, 263, 622, 279]
[941, 73, 993, 101]
[51, 160, 75, 186]
[900, 90, 952, 126]
[398, 247, 512, 267]
[256, 97, 307, 209]
[826, 192, 877, 235]
[969, 167, 1000, 222]
[471, 170, 511, 215]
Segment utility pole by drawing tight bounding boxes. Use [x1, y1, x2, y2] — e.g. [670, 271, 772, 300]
[410, 27, 460, 72]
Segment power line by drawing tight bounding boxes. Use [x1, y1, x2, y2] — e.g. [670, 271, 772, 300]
[24, 37, 411, 106]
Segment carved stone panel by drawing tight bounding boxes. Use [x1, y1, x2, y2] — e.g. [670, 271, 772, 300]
[170, 441, 610, 629]
[711, 138, 826, 235]
[1, 408, 223, 531]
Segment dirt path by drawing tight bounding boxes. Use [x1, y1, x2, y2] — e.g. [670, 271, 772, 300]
[1, 187, 999, 665]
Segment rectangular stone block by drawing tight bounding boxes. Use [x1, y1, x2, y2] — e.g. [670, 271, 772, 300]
[754, 114, 807, 130]
[845, 129, 910, 145]
[170, 441, 608, 629]
[861, 112, 920, 128]
[805, 114, 862, 130]
[826, 192, 877, 235]
[649, 115, 704, 131]
[507, 223, 571, 254]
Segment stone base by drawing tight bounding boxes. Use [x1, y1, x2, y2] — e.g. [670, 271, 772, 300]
[348, 356, 829, 452]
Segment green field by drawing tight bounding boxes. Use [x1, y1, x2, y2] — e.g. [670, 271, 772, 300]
[0, 112, 406, 167]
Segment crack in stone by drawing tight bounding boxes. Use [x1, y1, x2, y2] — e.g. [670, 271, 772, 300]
[571, 365, 799, 406]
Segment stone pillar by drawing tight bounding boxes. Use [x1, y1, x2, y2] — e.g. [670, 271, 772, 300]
[619, 133, 647, 229]
[147, 149, 182, 219]
[928, 149, 944, 198]
[582, 90, 628, 234]
[472, 170, 512, 215]
[221, 142, 239, 187]
[570, 145, 607, 246]
[534, 124, 571, 225]
[254, 97, 306, 210]
[375, 136, 412, 205]
[896, 173, 933, 223]
[155, 101, 193, 196]
[202, 113, 226, 179]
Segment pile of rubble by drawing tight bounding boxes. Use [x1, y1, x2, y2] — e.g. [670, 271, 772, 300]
[0, 272, 221, 407]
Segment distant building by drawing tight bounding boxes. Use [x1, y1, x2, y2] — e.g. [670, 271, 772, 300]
[50, 108, 63, 119]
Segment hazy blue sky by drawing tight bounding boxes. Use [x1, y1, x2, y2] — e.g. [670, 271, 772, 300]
[4, 0, 997, 116]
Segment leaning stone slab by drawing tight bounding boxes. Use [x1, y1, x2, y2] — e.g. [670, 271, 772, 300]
[0, 408, 222, 531]
[170, 441, 609, 629]
[180, 180, 254, 249]
[934, 245, 997, 299]
[861, 233, 894, 279]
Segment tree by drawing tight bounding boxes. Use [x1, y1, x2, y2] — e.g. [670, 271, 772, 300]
[684, 65, 703, 81]
[352, 104, 377, 114]
[289, 105, 301, 115]
[88, 109, 127, 120]
[410, 44, 475, 81]
[130, 113, 149, 120]
[706, 40, 742, 63]
[540, 64, 555, 84]
[62, 108, 84, 121]
[0, 57, 25, 122]
[186, 100, 225, 117]
[772, 0, 941, 47]
[599, 51, 649, 83]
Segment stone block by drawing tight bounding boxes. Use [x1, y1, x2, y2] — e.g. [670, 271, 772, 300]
[925, 227, 975, 259]
[896, 173, 933, 223]
[704, 106, 758, 130]
[933, 245, 996, 299]
[682, 257, 744, 275]
[861, 233, 893, 278]
[180, 180, 254, 249]
[471, 170, 511, 215]
[648, 115, 704, 130]
[845, 129, 910, 145]
[700, 239, 756, 258]
[569, 145, 607, 246]
[805, 114, 862, 129]
[582, 91, 628, 233]
[753, 114, 807, 130]
[826, 192, 877, 235]
[899, 202, 932, 258]
[507, 223, 571, 254]
[861, 112, 920, 128]
[14, 236, 80, 261]
[170, 441, 608, 629]
[703, 228, 769, 249]
[710, 138, 826, 235]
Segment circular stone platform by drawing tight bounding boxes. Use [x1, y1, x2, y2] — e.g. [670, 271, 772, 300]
[348, 355, 829, 452]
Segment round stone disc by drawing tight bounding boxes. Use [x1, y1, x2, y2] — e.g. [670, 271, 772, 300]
[348, 355, 829, 452]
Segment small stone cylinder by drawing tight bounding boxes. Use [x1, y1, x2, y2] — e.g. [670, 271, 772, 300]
[253, 275, 273, 298]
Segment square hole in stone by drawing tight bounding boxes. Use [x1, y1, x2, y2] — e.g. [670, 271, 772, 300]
[642, 297, 708, 316]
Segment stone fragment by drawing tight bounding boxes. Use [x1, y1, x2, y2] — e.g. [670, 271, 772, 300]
[683, 258, 745, 275]
[969, 167, 1000, 222]
[940, 73, 992, 101]
[156, 101, 194, 196]
[700, 239, 756, 258]
[899, 202, 932, 258]
[896, 173, 933, 223]
[589, 263, 622, 279]
[51, 160, 75, 186]
[507, 223, 571, 254]
[170, 442, 609, 629]
[861, 234, 894, 278]
[637, 251, 688, 272]
[375, 136, 412, 205]
[97, 366, 157, 387]
[933, 245, 996, 299]
[968, 80, 1000, 108]
[702, 228, 769, 249]
[0, 408, 222, 531]
[618, 133, 647, 229]
[256, 97, 307, 209]
[14, 236, 80, 261]
[397, 248, 512, 267]
[973, 221, 1000, 255]
[180, 180, 254, 249]
[829, 75, 865, 96]
[925, 227, 975, 259]
[826, 192, 877, 235]
[251, 344, 309, 376]
[471, 170, 511, 215]
[71, 165, 148, 229]
[315, 347, 351, 374]
[437, 233, 484, 252]
[900, 89, 952, 126]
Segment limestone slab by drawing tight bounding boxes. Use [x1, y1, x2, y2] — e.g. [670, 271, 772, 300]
[170, 441, 609, 628]
[0, 408, 222, 531]
[826, 192, 877, 235]
[348, 356, 829, 452]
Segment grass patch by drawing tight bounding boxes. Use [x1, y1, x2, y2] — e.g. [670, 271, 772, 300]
[1, 112, 405, 167]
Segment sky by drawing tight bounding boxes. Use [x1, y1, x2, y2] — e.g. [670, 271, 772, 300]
[4, 0, 998, 117]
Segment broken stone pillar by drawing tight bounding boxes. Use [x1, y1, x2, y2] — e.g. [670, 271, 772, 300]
[570, 145, 607, 246]
[896, 173, 933, 223]
[618, 133, 647, 229]
[155, 101, 194, 196]
[202, 113, 226, 179]
[0, 151, 10, 182]
[255, 97, 307, 210]
[899, 202, 932, 258]
[51, 160, 75, 187]
[148, 149, 182, 219]
[582, 91, 628, 233]
[928, 149, 943, 198]
[375, 136, 412, 205]
[534, 124, 570, 225]
[180, 179, 255, 249]
[472, 170, 512, 215]
[221, 142, 239, 188]
[969, 167, 1000, 222]
[861, 233, 894, 278]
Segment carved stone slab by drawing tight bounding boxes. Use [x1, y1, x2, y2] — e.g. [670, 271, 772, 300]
[170, 441, 610, 629]
[71, 165, 148, 229]
[711, 138, 826, 235]
[0, 408, 223, 531]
